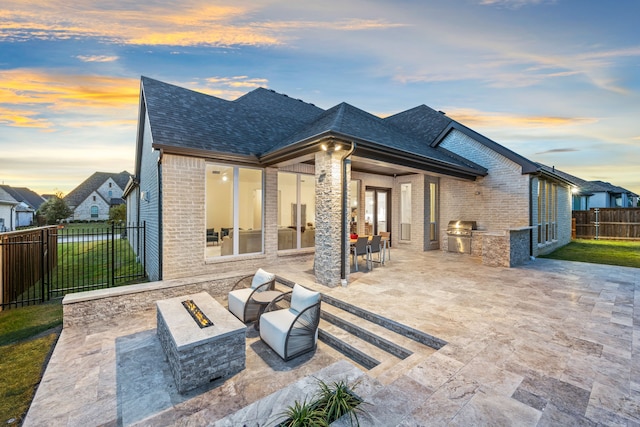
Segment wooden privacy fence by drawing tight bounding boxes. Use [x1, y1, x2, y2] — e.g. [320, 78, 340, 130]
[572, 208, 640, 240]
[0, 226, 58, 310]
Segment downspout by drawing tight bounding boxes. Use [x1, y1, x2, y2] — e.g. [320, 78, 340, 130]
[10, 205, 15, 231]
[340, 141, 356, 284]
[157, 149, 163, 280]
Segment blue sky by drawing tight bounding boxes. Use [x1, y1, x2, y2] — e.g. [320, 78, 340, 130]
[1, 0, 639, 196]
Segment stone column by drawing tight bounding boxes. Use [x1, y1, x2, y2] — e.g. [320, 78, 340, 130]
[314, 150, 348, 287]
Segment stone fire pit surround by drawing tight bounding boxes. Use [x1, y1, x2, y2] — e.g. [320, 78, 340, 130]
[156, 291, 246, 393]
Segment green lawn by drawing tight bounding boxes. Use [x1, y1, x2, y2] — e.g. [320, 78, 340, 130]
[0, 303, 62, 425]
[539, 239, 640, 268]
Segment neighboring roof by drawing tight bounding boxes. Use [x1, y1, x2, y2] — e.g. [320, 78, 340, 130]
[536, 163, 638, 196]
[0, 187, 18, 205]
[15, 202, 34, 213]
[0, 185, 45, 210]
[64, 171, 131, 207]
[586, 180, 638, 197]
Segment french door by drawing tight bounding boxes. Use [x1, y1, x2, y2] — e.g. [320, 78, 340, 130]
[364, 187, 391, 236]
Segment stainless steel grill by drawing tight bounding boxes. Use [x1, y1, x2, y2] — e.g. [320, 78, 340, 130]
[446, 220, 477, 254]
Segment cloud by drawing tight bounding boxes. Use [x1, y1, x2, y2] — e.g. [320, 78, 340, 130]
[445, 108, 597, 128]
[0, 69, 139, 131]
[535, 148, 579, 154]
[0, 105, 52, 128]
[477, 0, 555, 8]
[0, 2, 407, 48]
[76, 55, 119, 62]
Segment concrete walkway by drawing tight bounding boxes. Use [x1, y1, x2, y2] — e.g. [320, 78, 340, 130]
[24, 249, 639, 426]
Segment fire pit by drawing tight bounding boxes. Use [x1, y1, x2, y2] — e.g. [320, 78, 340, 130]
[156, 292, 246, 393]
[446, 220, 477, 254]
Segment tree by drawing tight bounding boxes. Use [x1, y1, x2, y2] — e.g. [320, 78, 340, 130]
[109, 204, 126, 223]
[39, 194, 72, 224]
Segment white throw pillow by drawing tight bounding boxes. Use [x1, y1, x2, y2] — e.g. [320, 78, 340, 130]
[290, 283, 320, 313]
[251, 268, 275, 289]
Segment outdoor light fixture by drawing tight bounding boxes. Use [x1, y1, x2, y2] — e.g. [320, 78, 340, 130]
[321, 141, 341, 152]
[571, 187, 579, 194]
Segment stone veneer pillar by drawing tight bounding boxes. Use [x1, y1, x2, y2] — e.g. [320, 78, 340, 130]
[314, 150, 350, 287]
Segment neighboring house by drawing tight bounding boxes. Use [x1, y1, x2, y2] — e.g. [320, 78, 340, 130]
[65, 171, 131, 221]
[0, 187, 18, 232]
[536, 165, 639, 210]
[125, 77, 574, 285]
[0, 185, 44, 228]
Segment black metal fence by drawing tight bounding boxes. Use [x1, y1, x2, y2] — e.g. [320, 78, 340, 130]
[1, 222, 146, 310]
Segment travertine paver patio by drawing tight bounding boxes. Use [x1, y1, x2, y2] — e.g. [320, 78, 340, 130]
[24, 249, 639, 426]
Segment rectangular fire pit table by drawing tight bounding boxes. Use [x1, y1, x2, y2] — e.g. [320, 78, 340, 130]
[156, 291, 246, 394]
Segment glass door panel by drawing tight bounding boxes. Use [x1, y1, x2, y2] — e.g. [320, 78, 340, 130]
[377, 191, 387, 233]
[365, 187, 391, 236]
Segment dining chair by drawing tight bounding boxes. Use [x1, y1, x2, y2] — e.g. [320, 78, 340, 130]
[379, 231, 390, 261]
[369, 234, 383, 266]
[351, 236, 369, 271]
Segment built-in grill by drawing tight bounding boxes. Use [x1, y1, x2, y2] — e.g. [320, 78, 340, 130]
[446, 220, 477, 254]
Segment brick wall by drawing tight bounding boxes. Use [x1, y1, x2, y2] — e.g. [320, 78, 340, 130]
[72, 192, 111, 221]
[439, 129, 530, 242]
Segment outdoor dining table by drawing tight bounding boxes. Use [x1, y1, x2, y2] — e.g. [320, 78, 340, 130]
[349, 235, 390, 264]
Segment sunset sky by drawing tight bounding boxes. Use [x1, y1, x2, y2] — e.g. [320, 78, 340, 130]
[1, 0, 639, 196]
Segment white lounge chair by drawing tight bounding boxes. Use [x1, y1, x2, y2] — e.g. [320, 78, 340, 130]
[259, 284, 321, 361]
[227, 268, 276, 323]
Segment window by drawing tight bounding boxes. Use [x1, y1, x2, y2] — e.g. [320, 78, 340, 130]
[109, 182, 112, 188]
[400, 183, 411, 240]
[205, 164, 263, 257]
[90, 205, 99, 218]
[537, 179, 557, 244]
[92, 195, 96, 201]
[429, 182, 438, 242]
[277, 172, 316, 250]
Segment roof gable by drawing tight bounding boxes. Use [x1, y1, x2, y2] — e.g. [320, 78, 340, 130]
[265, 102, 482, 172]
[64, 171, 130, 207]
[141, 77, 324, 157]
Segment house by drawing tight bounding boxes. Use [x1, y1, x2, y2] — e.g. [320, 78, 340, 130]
[125, 76, 574, 286]
[0, 187, 18, 232]
[536, 165, 639, 209]
[64, 171, 131, 221]
[0, 185, 45, 229]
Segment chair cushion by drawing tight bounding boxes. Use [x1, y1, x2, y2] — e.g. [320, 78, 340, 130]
[259, 308, 298, 358]
[290, 283, 320, 314]
[228, 288, 253, 322]
[251, 268, 275, 290]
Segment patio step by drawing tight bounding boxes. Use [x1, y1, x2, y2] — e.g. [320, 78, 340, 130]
[317, 299, 439, 384]
[320, 293, 447, 350]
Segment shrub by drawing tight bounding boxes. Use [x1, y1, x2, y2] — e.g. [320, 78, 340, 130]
[275, 378, 365, 427]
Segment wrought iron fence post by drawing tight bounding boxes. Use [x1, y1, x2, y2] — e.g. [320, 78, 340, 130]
[40, 228, 46, 303]
[111, 222, 115, 287]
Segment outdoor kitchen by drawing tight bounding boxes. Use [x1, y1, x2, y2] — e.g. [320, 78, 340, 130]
[444, 220, 534, 268]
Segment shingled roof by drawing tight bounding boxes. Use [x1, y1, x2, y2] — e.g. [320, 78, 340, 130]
[0, 185, 45, 210]
[144, 77, 562, 178]
[64, 171, 131, 207]
[141, 77, 324, 157]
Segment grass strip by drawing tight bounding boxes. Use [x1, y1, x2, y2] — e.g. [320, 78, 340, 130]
[0, 303, 62, 346]
[539, 239, 640, 268]
[0, 333, 58, 425]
